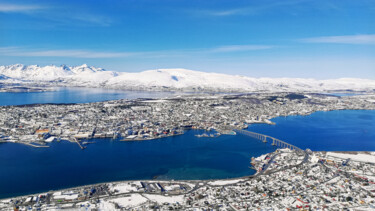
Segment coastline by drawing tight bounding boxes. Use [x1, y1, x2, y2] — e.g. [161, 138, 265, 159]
[2, 131, 374, 200]
[2, 149, 375, 210]
[2, 108, 374, 148]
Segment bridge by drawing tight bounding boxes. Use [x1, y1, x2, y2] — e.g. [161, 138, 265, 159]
[234, 129, 302, 152]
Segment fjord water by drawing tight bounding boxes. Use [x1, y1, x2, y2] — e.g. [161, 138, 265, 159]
[1, 89, 375, 199]
[0, 130, 272, 199]
[1, 111, 375, 199]
[0, 87, 180, 106]
[249, 110, 375, 151]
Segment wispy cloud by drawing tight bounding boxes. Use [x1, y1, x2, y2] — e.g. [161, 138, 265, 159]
[301, 34, 375, 44]
[0, 3, 44, 13]
[0, 44, 275, 59]
[68, 14, 112, 27]
[0, 47, 135, 58]
[196, 0, 310, 17]
[210, 45, 274, 53]
[203, 8, 248, 16]
[43, 12, 112, 27]
[0, 2, 111, 27]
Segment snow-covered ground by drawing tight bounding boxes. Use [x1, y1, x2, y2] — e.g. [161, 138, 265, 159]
[208, 179, 244, 186]
[96, 194, 149, 210]
[108, 183, 139, 194]
[143, 194, 184, 204]
[327, 152, 375, 164]
[1, 64, 375, 92]
[109, 194, 148, 207]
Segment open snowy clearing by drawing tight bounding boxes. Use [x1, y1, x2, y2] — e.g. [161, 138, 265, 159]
[327, 152, 375, 164]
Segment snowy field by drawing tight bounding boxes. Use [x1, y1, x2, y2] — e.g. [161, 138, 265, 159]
[327, 152, 375, 164]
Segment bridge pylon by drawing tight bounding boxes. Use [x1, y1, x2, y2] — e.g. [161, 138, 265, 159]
[271, 138, 276, 146]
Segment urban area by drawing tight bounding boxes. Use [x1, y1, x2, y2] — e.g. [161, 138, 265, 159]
[0, 92, 374, 149]
[1, 92, 375, 210]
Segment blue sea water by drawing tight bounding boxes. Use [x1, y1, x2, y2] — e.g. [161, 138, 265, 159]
[326, 93, 362, 97]
[0, 89, 374, 199]
[248, 110, 375, 151]
[0, 87, 181, 106]
[0, 130, 273, 199]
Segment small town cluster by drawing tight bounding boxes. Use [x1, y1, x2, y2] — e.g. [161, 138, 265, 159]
[1, 92, 374, 149]
[1, 149, 375, 210]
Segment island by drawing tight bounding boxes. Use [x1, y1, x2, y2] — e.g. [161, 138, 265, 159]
[0, 92, 374, 148]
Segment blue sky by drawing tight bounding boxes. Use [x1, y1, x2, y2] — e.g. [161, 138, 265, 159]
[0, 0, 374, 79]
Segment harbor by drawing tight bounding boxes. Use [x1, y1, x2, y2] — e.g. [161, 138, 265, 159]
[1, 92, 374, 150]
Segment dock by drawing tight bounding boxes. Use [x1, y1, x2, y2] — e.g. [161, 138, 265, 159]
[72, 137, 86, 150]
[19, 142, 50, 148]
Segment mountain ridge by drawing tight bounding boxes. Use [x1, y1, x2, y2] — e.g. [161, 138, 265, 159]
[0, 64, 374, 92]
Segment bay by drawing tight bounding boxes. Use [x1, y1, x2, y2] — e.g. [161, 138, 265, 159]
[0, 87, 181, 106]
[0, 130, 272, 199]
[248, 110, 375, 151]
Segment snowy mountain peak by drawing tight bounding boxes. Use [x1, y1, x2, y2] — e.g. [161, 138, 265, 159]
[0, 64, 374, 92]
[8, 64, 25, 70]
[0, 64, 111, 81]
[71, 64, 105, 74]
[60, 64, 71, 71]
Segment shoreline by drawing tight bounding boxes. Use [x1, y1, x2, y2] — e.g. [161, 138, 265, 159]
[2, 129, 374, 201]
[2, 149, 373, 201]
[1, 86, 373, 107]
[0, 173, 255, 201]
[1, 108, 374, 148]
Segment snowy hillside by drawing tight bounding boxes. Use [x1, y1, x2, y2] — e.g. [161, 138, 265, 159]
[0, 64, 374, 92]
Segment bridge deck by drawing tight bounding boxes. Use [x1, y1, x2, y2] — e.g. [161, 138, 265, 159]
[234, 129, 302, 152]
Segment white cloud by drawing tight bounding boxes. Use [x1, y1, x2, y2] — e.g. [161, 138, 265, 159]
[195, 0, 310, 17]
[203, 8, 247, 16]
[0, 47, 135, 58]
[0, 3, 44, 13]
[68, 13, 112, 27]
[0, 45, 274, 59]
[210, 45, 274, 53]
[0, 3, 111, 26]
[301, 34, 375, 44]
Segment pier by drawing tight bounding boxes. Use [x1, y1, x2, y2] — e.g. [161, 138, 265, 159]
[19, 142, 50, 148]
[234, 130, 302, 152]
[72, 137, 86, 150]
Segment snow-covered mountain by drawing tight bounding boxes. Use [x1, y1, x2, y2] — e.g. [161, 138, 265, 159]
[0, 74, 10, 80]
[0, 64, 374, 92]
[0, 64, 115, 81]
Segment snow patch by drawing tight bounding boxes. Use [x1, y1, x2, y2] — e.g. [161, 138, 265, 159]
[327, 152, 375, 164]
